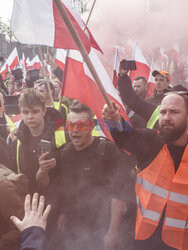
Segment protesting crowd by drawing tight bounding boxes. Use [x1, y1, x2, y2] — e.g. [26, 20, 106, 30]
[0, 0, 188, 250]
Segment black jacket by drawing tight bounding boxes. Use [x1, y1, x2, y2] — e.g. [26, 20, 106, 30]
[118, 75, 158, 128]
[8, 107, 67, 193]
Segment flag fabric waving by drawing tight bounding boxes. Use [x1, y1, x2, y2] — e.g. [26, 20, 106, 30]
[62, 48, 131, 139]
[6, 47, 20, 71]
[129, 43, 150, 83]
[0, 63, 8, 80]
[55, 49, 67, 71]
[11, 0, 101, 54]
[27, 55, 42, 70]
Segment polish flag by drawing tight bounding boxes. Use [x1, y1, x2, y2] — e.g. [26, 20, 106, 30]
[11, 0, 101, 54]
[62, 48, 131, 139]
[0, 63, 8, 80]
[146, 59, 159, 97]
[129, 43, 150, 83]
[112, 48, 120, 88]
[6, 47, 19, 71]
[55, 49, 67, 71]
[27, 55, 42, 70]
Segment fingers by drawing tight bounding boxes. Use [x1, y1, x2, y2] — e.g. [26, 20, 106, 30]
[39, 152, 49, 161]
[32, 193, 39, 212]
[38, 195, 45, 215]
[10, 216, 21, 229]
[43, 204, 51, 220]
[24, 194, 31, 215]
[102, 103, 121, 121]
[39, 158, 56, 171]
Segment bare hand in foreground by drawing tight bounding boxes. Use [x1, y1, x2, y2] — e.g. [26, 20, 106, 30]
[10, 193, 51, 232]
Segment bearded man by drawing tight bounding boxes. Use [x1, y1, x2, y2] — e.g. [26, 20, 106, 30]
[102, 89, 188, 250]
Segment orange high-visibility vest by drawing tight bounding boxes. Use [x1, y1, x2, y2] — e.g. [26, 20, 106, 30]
[135, 144, 188, 249]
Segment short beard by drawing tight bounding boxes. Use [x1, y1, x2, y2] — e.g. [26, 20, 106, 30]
[159, 122, 187, 144]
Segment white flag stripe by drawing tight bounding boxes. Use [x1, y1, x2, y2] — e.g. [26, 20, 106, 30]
[11, 0, 55, 46]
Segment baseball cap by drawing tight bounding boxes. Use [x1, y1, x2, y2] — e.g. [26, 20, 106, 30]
[152, 70, 171, 82]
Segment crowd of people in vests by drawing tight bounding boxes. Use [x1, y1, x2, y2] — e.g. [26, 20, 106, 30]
[0, 52, 187, 250]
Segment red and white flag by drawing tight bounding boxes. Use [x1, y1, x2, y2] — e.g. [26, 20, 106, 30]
[27, 55, 42, 70]
[11, 0, 101, 53]
[0, 62, 8, 80]
[146, 59, 159, 97]
[129, 43, 150, 83]
[112, 48, 120, 88]
[55, 49, 67, 71]
[6, 47, 19, 71]
[62, 48, 131, 139]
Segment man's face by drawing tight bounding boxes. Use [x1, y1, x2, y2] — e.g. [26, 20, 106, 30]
[132, 79, 147, 98]
[159, 94, 188, 144]
[154, 74, 169, 94]
[20, 105, 46, 130]
[67, 111, 94, 150]
[37, 84, 48, 101]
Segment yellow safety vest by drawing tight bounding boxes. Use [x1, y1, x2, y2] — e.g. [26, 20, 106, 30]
[147, 105, 160, 129]
[16, 127, 66, 174]
[92, 116, 106, 137]
[54, 102, 69, 120]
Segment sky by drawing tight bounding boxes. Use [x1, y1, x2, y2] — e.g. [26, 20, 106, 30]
[0, 0, 14, 23]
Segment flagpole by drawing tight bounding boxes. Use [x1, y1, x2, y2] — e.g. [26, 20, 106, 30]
[58, 49, 69, 112]
[53, 0, 113, 110]
[38, 45, 54, 106]
[84, 0, 96, 31]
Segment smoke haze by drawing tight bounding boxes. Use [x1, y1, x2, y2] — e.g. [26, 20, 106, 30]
[87, 0, 188, 76]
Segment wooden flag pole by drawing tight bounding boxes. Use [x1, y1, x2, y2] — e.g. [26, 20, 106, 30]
[58, 49, 70, 113]
[38, 45, 54, 106]
[84, 0, 96, 31]
[53, 0, 113, 109]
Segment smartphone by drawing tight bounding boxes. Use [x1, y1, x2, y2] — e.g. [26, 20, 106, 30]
[40, 139, 51, 154]
[120, 60, 137, 70]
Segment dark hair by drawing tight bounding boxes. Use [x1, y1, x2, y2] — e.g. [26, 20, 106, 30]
[69, 101, 94, 121]
[134, 76, 147, 85]
[39, 80, 55, 97]
[19, 88, 45, 110]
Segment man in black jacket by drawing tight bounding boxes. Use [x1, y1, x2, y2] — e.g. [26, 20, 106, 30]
[8, 88, 67, 194]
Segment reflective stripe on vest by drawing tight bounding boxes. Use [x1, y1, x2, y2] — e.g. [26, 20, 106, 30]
[135, 144, 188, 249]
[16, 127, 66, 173]
[16, 139, 21, 174]
[136, 196, 160, 221]
[169, 191, 188, 205]
[54, 102, 69, 119]
[137, 176, 169, 199]
[147, 105, 160, 129]
[165, 217, 188, 230]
